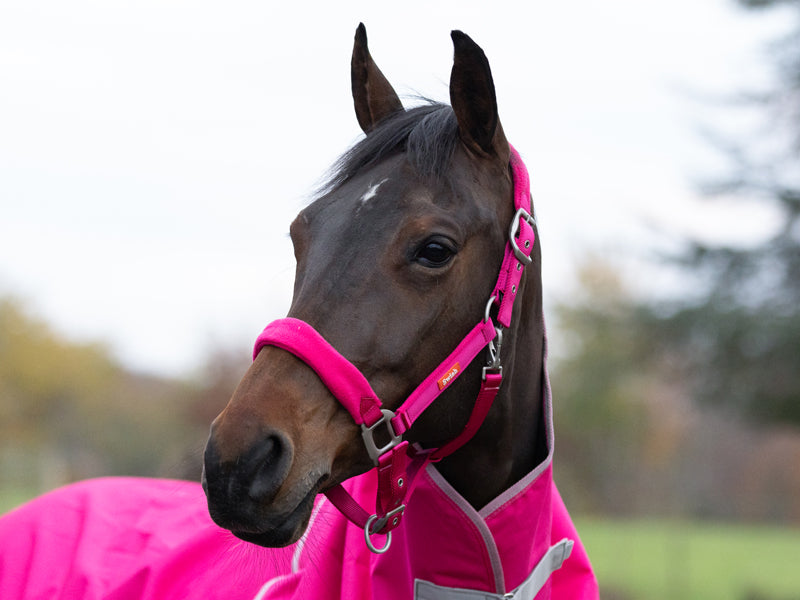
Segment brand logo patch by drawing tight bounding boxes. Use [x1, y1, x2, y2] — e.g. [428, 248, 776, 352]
[437, 363, 461, 390]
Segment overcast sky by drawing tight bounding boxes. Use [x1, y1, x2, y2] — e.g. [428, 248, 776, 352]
[0, 0, 791, 375]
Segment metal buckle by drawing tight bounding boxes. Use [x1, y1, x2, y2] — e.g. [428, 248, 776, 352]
[482, 364, 503, 381]
[361, 409, 402, 465]
[364, 504, 405, 554]
[508, 207, 536, 265]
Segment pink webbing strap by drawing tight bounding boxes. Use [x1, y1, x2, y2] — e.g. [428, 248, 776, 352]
[253, 318, 384, 427]
[493, 146, 536, 328]
[389, 318, 497, 436]
[429, 371, 503, 461]
[510, 144, 531, 213]
[323, 484, 372, 528]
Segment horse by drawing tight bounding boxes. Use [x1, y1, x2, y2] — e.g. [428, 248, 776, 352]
[0, 25, 597, 600]
[202, 23, 597, 598]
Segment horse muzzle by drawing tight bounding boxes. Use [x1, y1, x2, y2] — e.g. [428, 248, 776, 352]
[201, 346, 363, 547]
[202, 425, 320, 546]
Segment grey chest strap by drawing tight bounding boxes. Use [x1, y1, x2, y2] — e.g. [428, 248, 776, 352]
[414, 538, 574, 600]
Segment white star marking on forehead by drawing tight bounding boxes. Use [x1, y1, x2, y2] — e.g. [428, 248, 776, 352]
[360, 178, 389, 205]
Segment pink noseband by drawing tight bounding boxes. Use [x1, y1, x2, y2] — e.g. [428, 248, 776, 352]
[253, 145, 536, 553]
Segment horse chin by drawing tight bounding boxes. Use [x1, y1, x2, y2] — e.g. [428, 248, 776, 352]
[233, 527, 301, 548]
[229, 474, 323, 548]
[231, 507, 311, 548]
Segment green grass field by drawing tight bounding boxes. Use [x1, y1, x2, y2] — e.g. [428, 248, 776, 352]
[576, 517, 800, 600]
[0, 487, 38, 515]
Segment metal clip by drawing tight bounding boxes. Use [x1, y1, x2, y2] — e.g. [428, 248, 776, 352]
[482, 326, 504, 380]
[508, 207, 536, 265]
[361, 409, 402, 465]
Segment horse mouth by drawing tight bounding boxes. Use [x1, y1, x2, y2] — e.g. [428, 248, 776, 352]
[228, 473, 326, 548]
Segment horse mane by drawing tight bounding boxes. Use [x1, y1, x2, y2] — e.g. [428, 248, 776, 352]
[319, 100, 459, 196]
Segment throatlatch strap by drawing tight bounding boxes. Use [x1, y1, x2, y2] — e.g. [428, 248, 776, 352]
[390, 318, 497, 436]
[429, 372, 503, 461]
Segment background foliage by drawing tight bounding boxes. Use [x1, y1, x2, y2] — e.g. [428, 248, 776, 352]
[552, 0, 800, 525]
[0, 296, 240, 499]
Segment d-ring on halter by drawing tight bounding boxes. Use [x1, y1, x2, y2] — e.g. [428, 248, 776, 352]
[252, 145, 536, 553]
[364, 504, 404, 554]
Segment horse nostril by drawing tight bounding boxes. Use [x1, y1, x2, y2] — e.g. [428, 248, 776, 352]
[245, 434, 291, 504]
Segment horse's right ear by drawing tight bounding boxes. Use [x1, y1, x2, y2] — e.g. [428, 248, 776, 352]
[351, 23, 403, 133]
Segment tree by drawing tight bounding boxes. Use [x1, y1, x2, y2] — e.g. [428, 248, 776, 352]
[0, 297, 212, 495]
[659, 0, 800, 424]
[550, 259, 685, 516]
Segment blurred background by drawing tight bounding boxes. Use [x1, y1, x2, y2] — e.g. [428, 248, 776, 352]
[1, 0, 798, 598]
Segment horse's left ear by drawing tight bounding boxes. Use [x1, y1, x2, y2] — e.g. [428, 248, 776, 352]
[449, 31, 509, 165]
[351, 23, 404, 133]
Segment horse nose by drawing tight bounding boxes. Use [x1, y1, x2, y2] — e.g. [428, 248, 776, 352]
[244, 434, 291, 503]
[204, 429, 294, 514]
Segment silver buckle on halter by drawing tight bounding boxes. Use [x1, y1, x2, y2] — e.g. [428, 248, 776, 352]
[508, 207, 536, 265]
[361, 409, 402, 465]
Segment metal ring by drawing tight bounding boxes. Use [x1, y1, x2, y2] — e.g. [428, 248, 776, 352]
[364, 515, 392, 554]
[484, 295, 497, 323]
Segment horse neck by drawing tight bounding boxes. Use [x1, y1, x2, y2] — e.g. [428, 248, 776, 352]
[435, 265, 546, 510]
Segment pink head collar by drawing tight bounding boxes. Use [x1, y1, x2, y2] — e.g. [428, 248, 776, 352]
[253, 145, 536, 553]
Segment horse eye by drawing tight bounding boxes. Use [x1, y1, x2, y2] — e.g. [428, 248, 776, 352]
[414, 240, 456, 268]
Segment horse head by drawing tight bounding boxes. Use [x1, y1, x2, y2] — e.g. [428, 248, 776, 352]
[203, 25, 544, 549]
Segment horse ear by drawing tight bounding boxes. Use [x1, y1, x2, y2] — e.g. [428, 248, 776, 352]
[449, 31, 509, 163]
[351, 23, 403, 133]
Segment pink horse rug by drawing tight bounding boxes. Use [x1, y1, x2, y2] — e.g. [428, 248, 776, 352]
[0, 377, 597, 600]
